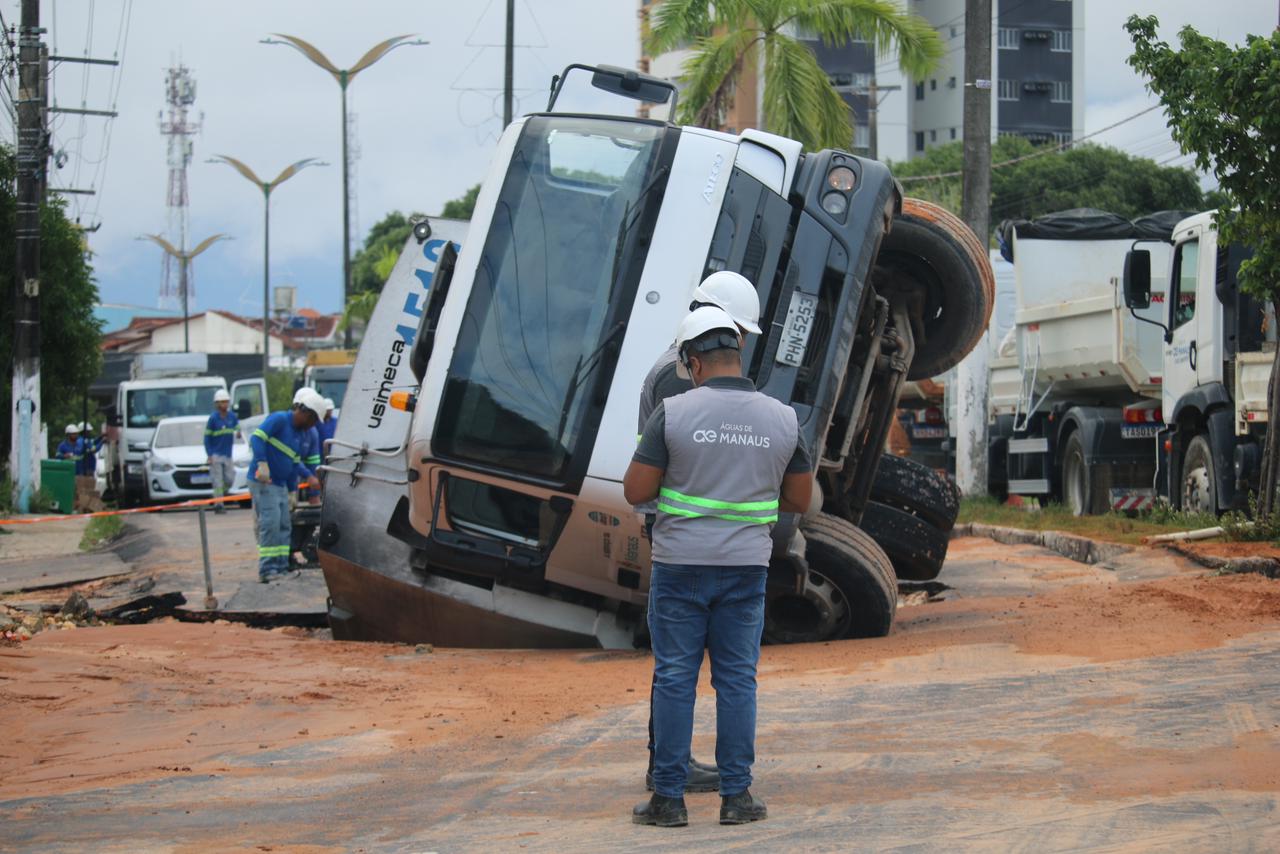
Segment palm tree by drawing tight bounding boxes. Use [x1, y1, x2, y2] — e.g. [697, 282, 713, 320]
[646, 0, 945, 152]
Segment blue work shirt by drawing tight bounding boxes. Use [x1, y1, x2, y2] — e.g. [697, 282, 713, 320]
[56, 439, 81, 464]
[79, 435, 100, 476]
[204, 410, 240, 458]
[249, 411, 314, 490]
[300, 425, 322, 470]
[317, 416, 338, 457]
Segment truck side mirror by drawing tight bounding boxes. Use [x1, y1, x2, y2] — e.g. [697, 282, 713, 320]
[237, 400, 251, 419]
[1123, 250, 1152, 310]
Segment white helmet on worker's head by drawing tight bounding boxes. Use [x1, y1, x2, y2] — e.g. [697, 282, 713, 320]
[293, 387, 327, 421]
[65, 423, 80, 435]
[690, 270, 762, 335]
[323, 398, 335, 412]
[213, 388, 231, 403]
[81, 422, 93, 433]
[675, 306, 742, 380]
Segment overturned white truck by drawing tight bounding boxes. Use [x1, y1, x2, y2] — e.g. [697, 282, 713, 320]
[317, 65, 991, 648]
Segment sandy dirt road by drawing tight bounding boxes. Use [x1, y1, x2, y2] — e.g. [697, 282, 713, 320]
[2, 537, 1279, 852]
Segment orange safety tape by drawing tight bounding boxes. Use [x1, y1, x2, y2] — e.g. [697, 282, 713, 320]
[0, 492, 250, 526]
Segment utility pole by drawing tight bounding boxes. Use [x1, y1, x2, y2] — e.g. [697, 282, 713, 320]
[503, 0, 514, 126]
[861, 81, 900, 162]
[9, 0, 47, 512]
[955, 0, 993, 498]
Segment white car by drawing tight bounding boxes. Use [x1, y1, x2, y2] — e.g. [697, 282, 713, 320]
[145, 415, 251, 503]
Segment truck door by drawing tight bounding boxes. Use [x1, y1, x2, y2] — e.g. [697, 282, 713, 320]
[1163, 229, 1202, 418]
[1194, 229, 1223, 388]
[230, 378, 268, 418]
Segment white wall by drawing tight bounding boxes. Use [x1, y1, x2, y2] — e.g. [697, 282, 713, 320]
[142, 313, 286, 357]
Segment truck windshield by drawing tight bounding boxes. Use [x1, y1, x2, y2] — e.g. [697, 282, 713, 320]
[313, 378, 348, 408]
[126, 387, 220, 427]
[434, 115, 667, 482]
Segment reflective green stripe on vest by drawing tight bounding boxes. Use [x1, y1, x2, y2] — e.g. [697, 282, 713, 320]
[258, 545, 290, 556]
[656, 502, 779, 524]
[205, 427, 237, 436]
[658, 487, 778, 513]
[304, 455, 321, 466]
[252, 428, 300, 463]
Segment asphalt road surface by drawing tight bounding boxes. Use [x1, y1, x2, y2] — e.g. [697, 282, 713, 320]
[1, 536, 1278, 852]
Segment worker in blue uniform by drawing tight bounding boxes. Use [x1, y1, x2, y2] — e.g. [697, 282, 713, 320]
[248, 389, 325, 581]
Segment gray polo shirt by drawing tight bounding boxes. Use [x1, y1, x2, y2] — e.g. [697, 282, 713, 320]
[634, 343, 691, 516]
[634, 376, 810, 566]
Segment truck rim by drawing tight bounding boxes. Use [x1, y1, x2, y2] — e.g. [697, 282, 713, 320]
[1064, 445, 1087, 516]
[764, 568, 850, 644]
[1182, 465, 1213, 513]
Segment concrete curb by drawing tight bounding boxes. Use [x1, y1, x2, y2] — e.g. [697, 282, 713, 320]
[951, 522, 1134, 565]
[1160, 543, 1280, 579]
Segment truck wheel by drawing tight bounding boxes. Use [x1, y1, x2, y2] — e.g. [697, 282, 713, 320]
[871, 453, 960, 530]
[1180, 435, 1219, 516]
[765, 513, 897, 643]
[874, 198, 995, 381]
[858, 501, 948, 582]
[1062, 432, 1093, 516]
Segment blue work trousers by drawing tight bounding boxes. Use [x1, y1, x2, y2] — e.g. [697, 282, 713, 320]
[249, 481, 291, 578]
[648, 561, 767, 798]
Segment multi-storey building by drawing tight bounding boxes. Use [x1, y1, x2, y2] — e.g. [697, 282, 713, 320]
[907, 0, 1085, 158]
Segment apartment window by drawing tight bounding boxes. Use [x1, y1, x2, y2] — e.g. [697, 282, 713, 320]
[950, 26, 959, 38]
[1053, 131, 1073, 145]
[1051, 30, 1072, 52]
[915, 82, 925, 100]
[998, 79, 1019, 101]
[1051, 81, 1071, 103]
[930, 129, 937, 142]
[950, 128, 957, 140]
[948, 76, 957, 89]
[915, 131, 925, 152]
[853, 124, 871, 151]
[998, 28, 1020, 50]
[930, 79, 937, 91]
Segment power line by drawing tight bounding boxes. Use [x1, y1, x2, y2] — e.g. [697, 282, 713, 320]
[899, 104, 1162, 183]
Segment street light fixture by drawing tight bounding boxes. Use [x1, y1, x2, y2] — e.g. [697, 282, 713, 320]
[261, 33, 428, 348]
[207, 155, 327, 378]
[139, 233, 231, 353]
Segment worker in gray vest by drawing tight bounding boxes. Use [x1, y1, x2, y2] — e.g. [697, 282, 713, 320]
[625, 306, 812, 828]
[636, 270, 763, 796]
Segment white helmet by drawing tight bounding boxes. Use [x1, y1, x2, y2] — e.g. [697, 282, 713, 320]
[81, 422, 93, 432]
[691, 270, 762, 335]
[323, 398, 335, 412]
[65, 423, 80, 435]
[294, 387, 327, 420]
[213, 389, 231, 403]
[675, 306, 741, 379]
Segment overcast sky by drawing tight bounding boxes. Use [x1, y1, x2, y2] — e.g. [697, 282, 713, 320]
[3, 1, 1274, 321]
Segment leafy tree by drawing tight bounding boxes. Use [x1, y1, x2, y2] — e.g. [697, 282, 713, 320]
[441, 184, 480, 220]
[891, 138, 1206, 230]
[646, 0, 943, 151]
[1127, 16, 1280, 519]
[0, 146, 104, 460]
[350, 210, 420, 295]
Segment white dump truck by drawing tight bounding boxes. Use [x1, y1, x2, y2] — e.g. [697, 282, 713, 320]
[1123, 210, 1274, 514]
[315, 64, 992, 648]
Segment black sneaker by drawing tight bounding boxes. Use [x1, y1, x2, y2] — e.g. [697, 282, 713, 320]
[720, 790, 767, 825]
[646, 757, 720, 793]
[632, 793, 688, 827]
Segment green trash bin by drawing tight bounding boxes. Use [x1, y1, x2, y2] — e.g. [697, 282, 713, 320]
[40, 458, 76, 513]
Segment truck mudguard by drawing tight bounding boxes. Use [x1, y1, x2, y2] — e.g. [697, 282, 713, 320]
[1169, 383, 1239, 511]
[1058, 406, 1151, 466]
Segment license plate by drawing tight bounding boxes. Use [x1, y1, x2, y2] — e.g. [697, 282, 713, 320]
[190, 473, 211, 485]
[1121, 424, 1161, 439]
[775, 291, 818, 367]
[911, 426, 947, 439]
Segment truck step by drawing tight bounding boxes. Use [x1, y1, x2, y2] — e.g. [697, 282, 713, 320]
[1007, 437, 1049, 455]
[1008, 478, 1051, 495]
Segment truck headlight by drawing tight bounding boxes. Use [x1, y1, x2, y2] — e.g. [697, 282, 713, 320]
[826, 165, 857, 192]
[129, 442, 150, 452]
[126, 463, 144, 475]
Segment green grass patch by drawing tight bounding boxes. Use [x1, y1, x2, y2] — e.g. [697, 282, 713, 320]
[0, 476, 57, 517]
[957, 496, 1222, 546]
[79, 514, 125, 551]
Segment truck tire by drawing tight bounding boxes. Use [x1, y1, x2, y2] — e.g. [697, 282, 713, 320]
[858, 500, 949, 582]
[874, 198, 995, 380]
[1062, 432, 1095, 516]
[871, 453, 960, 530]
[765, 513, 897, 643]
[1180, 434, 1219, 515]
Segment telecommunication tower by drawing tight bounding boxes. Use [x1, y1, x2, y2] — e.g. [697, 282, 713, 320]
[157, 63, 201, 305]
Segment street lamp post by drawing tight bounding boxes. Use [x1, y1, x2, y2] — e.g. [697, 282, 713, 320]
[261, 34, 428, 348]
[207, 156, 326, 378]
[140, 233, 230, 352]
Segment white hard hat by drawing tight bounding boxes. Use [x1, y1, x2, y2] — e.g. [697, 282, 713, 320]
[81, 422, 93, 432]
[323, 398, 335, 411]
[65, 423, 80, 434]
[213, 389, 231, 403]
[691, 271, 762, 335]
[294, 387, 326, 420]
[675, 306, 741, 380]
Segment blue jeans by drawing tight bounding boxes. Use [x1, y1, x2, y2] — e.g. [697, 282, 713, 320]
[648, 561, 767, 798]
[249, 481, 291, 577]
